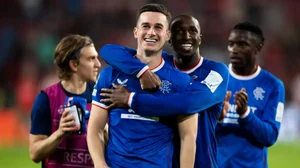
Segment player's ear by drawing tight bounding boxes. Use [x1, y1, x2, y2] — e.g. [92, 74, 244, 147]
[257, 43, 263, 52]
[168, 39, 172, 46]
[199, 34, 202, 46]
[166, 30, 171, 41]
[133, 27, 138, 39]
[168, 31, 173, 46]
[254, 43, 263, 55]
[69, 60, 78, 72]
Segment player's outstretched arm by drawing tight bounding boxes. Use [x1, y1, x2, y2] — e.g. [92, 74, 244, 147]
[131, 89, 224, 116]
[101, 82, 226, 116]
[131, 64, 229, 116]
[87, 105, 109, 168]
[29, 108, 79, 163]
[100, 64, 229, 116]
[178, 114, 198, 168]
[100, 84, 219, 115]
[238, 83, 285, 147]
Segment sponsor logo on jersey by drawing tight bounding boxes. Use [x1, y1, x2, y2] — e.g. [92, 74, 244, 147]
[223, 103, 258, 124]
[117, 78, 128, 86]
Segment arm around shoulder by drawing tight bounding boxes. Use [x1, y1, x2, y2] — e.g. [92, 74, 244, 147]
[99, 44, 148, 76]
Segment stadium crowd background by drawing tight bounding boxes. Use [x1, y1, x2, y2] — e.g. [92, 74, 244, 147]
[0, 0, 299, 146]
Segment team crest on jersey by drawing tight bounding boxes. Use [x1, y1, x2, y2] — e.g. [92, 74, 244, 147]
[117, 78, 128, 86]
[160, 80, 172, 94]
[253, 87, 265, 100]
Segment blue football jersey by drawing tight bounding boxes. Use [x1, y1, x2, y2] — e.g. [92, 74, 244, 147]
[92, 58, 191, 168]
[216, 64, 285, 168]
[99, 44, 230, 168]
[163, 54, 229, 168]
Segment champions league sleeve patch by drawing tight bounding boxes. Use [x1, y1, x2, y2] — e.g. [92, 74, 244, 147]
[201, 70, 223, 93]
[275, 102, 284, 122]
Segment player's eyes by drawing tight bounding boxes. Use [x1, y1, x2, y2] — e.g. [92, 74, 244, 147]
[190, 29, 198, 33]
[176, 29, 183, 34]
[239, 42, 248, 47]
[155, 26, 163, 30]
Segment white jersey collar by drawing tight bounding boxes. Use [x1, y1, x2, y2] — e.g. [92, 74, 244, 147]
[229, 63, 261, 80]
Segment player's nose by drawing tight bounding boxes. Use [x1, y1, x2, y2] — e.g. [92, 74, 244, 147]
[228, 44, 240, 54]
[95, 58, 101, 68]
[147, 27, 156, 35]
[183, 31, 191, 39]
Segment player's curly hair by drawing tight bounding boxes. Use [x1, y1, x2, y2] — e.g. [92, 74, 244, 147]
[233, 21, 265, 44]
[136, 3, 172, 26]
[54, 34, 93, 80]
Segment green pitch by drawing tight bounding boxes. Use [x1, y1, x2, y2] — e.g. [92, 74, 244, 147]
[268, 142, 300, 168]
[0, 146, 40, 168]
[0, 142, 299, 168]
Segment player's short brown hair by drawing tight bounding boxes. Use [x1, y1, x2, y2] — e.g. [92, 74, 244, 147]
[136, 3, 172, 27]
[54, 34, 93, 80]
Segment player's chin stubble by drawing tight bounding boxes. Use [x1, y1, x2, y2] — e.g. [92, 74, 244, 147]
[144, 49, 157, 57]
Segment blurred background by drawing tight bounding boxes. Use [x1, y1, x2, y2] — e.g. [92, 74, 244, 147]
[0, 0, 299, 167]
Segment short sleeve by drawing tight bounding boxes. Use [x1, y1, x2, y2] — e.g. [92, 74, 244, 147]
[92, 67, 112, 110]
[30, 91, 52, 136]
